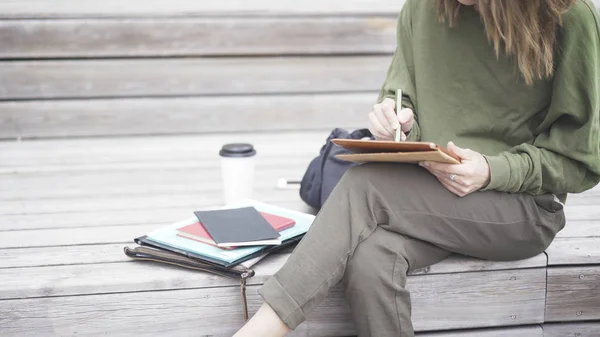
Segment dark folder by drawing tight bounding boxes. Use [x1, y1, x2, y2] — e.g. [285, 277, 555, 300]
[193, 207, 280, 246]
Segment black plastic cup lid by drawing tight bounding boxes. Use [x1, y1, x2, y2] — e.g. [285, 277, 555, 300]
[219, 143, 257, 158]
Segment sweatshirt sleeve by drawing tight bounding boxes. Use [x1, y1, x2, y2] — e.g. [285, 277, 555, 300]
[482, 2, 600, 195]
[377, 0, 421, 141]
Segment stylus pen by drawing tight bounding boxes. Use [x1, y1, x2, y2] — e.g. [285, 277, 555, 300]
[395, 89, 403, 142]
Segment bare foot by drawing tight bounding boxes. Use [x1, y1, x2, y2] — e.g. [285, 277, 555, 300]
[233, 303, 291, 337]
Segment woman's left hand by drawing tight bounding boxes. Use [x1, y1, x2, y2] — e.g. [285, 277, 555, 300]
[419, 142, 491, 197]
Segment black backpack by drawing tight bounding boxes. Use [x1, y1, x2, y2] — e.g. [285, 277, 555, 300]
[300, 128, 373, 209]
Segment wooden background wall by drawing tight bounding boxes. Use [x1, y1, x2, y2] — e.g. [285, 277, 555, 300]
[0, 1, 409, 140]
[0, 0, 598, 140]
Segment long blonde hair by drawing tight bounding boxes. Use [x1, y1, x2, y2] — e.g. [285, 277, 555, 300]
[438, 0, 576, 84]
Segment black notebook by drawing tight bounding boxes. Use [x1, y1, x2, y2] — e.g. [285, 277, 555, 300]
[194, 207, 281, 247]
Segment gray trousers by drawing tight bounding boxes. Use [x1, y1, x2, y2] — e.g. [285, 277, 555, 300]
[259, 163, 565, 337]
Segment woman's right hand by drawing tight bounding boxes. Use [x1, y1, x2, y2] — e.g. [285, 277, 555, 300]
[368, 98, 415, 141]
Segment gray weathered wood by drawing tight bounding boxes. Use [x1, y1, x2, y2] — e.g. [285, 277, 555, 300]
[3, 168, 598, 206]
[0, 261, 242, 300]
[0, 284, 269, 337]
[418, 326, 542, 337]
[545, 266, 600, 322]
[0, 93, 373, 139]
[0, 253, 546, 300]
[0, 268, 546, 336]
[0, 167, 307, 200]
[0, 56, 389, 100]
[0, 209, 193, 231]
[563, 193, 600, 206]
[545, 238, 600, 266]
[557, 220, 600, 238]
[3, 181, 594, 236]
[0, 0, 406, 18]
[0, 243, 131, 268]
[0, 240, 546, 274]
[565, 204, 600, 221]
[0, 253, 299, 299]
[2, 131, 592, 181]
[410, 268, 547, 331]
[0, 224, 160, 249]
[412, 253, 547, 275]
[0, 194, 311, 240]
[0, 200, 312, 231]
[0, 188, 303, 217]
[0, 131, 325, 165]
[0, 17, 397, 58]
[543, 322, 600, 337]
[0, 150, 313, 173]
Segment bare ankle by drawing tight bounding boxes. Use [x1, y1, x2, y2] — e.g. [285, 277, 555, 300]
[233, 303, 290, 337]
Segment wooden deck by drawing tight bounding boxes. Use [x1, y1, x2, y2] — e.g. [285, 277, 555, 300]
[1, 1, 599, 336]
[1, 132, 599, 336]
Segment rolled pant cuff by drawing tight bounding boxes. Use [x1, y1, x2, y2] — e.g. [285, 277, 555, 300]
[258, 276, 306, 330]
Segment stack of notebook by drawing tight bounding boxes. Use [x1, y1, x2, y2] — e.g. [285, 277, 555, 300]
[178, 208, 296, 249]
[124, 200, 315, 320]
[125, 200, 315, 270]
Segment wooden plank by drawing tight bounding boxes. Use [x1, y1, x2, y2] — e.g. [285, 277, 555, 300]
[0, 56, 389, 100]
[413, 253, 547, 275]
[557, 220, 600, 238]
[0, 208, 194, 231]
[0, 164, 305, 189]
[546, 238, 600, 266]
[0, 200, 312, 230]
[0, 284, 272, 337]
[0, 197, 312, 242]
[0, 17, 397, 58]
[418, 326, 543, 337]
[13, 171, 593, 205]
[0, 254, 296, 299]
[545, 266, 600, 322]
[0, 93, 373, 139]
[0, 243, 132, 269]
[0, 131, 325, 171]
[0, 224, 160, 249]
[1, 121, 18, 139]
[0, 261, 241, 300]
[543, 322, 600, 337]
[564, 193, 600, 206]
[0, 268, 546, 336]
[410, 268, 546, 331]
[0, 187, 304, 216]
[0, 0, 405, 18]
[565, 204, 600, 221]
[0, 162, 307, 187]
[3, 176, 593, 236]
[0, 151, 314, 173]
[0, 252, 488, 299]
[0, 240, 546, 273]
[0, 166, 308, 200]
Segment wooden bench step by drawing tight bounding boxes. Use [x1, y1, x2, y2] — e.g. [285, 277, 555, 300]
[0, 266, 547, 335]
[546, 238, 600, 266]
[543, 322, 600, 337]
[545, 266, 600, 322]
[0, 0, 405, 19]
[0, 17, 397, 59]
[0, 93, 372, 139]
[1, 132, 599, 335]
[0, 56, 390, 100]
[419, 326, 543, 337]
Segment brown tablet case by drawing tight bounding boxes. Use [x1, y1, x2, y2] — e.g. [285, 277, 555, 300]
[332, 139, 461, 164]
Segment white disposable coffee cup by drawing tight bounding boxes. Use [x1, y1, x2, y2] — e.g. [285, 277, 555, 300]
[219, 143, 257, 204]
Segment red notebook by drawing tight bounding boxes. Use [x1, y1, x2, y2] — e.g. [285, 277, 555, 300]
[177, 212, 295, 249]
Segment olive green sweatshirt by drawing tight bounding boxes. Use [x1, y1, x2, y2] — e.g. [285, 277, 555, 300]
[379, 0, 600, 202]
